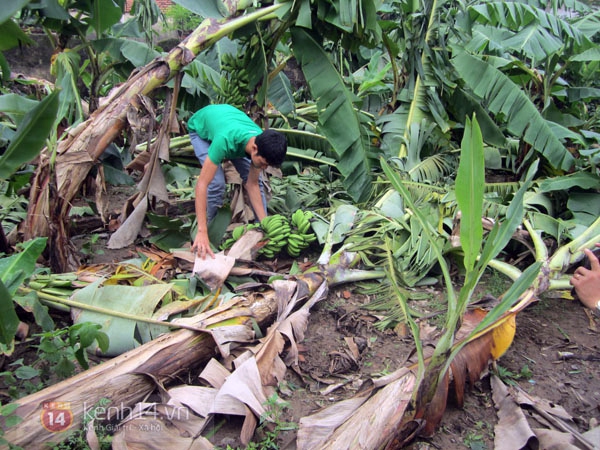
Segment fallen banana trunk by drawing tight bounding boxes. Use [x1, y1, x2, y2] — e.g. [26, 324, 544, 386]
[2, 271, 326, 449]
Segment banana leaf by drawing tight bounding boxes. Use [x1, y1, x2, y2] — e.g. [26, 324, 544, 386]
[0, 91, 59, 180]
[0, 238, 47, 295]
[0, 279, 18, 346]
[71, 280, 173, 356]
[468, 2, 593, 58]
[0, 0, 30, 25]
[291, 27, 373, 203]
[452, 51, 574, 171]
[0, 237, 47, 351]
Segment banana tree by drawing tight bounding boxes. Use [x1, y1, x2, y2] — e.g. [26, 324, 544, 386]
[0, 91, 59, 349]
[460, 1, 600, 168]
[13, 0, 388, 272]
[377, 0, 600, 179]
[12, 0, 600, 268]
[0, 0, 35, 84]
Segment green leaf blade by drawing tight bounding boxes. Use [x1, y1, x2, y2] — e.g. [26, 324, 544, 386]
[455, 116, 485, 272]
[452, 52, 574, 171]
[291, 27, 373, 203]
[0, 238, 48, 295]
[0, 279, 19, 345]
[0, 91, 59, 179]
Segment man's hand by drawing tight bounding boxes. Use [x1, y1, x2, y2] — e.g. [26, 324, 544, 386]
[192, 229, 215, 260]
[570, 244, 600, 310]
[192, 161, 218, 260]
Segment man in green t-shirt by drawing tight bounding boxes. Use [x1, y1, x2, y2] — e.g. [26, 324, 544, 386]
[187, 104, 287, 259]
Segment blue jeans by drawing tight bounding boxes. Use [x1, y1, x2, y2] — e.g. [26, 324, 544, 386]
[190, 132, 267, 222]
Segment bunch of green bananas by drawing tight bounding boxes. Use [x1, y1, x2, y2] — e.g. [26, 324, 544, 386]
[216, 53, 250, 108]
[220, 223, 260, 250]
[286, 210, 317, 257]
[220, 211, 317, 258]
[258, 214, 291, 258]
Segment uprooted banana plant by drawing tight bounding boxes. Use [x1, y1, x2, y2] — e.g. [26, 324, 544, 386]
[296, 216, 600, 449]
[22, 1, 286, 272]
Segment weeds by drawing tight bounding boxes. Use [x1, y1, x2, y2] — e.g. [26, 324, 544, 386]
[0, 359, 43, 399]
[493, 363, 534, 387]
[36, 322, 109, 374]
[220, 394, 298, 450]
[161, 4, 202, 36]
[0, 323, 109, 400]
[0, 401, 23, 448]
[463, 420, 493, 449]
[463, 430, 486, 450]
[483, 268, 511, 299]
[79, 233, 104, 259]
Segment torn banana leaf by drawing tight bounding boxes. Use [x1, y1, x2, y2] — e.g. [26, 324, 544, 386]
[71, 280, 173, 356]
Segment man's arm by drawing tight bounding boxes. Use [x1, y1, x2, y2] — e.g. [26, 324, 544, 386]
[192, 159, 219, 259]
[246, 165, 267, 221]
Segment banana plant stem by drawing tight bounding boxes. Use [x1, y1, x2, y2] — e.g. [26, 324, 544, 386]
[19, 287, 208, 333]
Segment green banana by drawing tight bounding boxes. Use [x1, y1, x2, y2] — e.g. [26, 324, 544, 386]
[255, 211, 319, 259]
[267, 226, 291, 239]
[288, 233, 307, 245]
[232, 225, 246, 240]
[302, 233, 317, 243]
[268, 234, 287, 244]
[220, 237, 237, 250]
[287, 248, 300, 257]
[291, 209, 303, 227]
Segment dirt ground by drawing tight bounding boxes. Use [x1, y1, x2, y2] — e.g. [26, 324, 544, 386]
[3, 179, 599, 449]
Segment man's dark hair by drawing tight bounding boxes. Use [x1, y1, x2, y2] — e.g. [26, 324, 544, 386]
[256, 129, 287, 167]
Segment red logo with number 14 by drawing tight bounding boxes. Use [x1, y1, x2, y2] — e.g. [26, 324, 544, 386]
[40, 402, 73, 433]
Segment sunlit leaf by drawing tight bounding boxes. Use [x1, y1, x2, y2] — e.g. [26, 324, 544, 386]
[456, 115, 484, 272]
[87, 0, 122, 35]
[172, 0, 222, 18]
[1, 91, 34, 124]
[71, 280, 173, 356]
[538, 172, 600, 192]
[0, 238, 48, 295]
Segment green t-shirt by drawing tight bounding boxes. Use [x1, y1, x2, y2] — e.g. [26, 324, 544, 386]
[187, 104, 262, 164]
